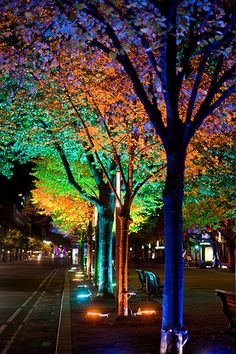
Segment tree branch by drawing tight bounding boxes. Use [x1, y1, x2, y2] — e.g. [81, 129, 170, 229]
[191, 84, 235, 135]
[132, 163, 166, 202]
[64, 85, 122, 204]
[185, 50, 209, 123]
[37, 118, 99, 206]
[83, 3, 166, 141]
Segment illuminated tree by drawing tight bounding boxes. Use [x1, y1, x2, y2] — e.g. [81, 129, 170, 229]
[0, 75, 116, 296]
[183, 124, 235, 269]
[31, 158, 95, 277]
[1, 41, 166, 304]
[0, 227, 28, 261]
[47, 2, 234, 351]
[72, 3, 234, 351]
[0, 2, 235, 351]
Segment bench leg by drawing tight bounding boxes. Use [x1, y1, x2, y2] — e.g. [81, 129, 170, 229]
[223, 320, 235, 334]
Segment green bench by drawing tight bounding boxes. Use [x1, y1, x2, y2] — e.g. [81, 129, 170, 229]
[136, 269, 163, 296]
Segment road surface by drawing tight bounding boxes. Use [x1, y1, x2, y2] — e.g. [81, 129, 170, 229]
[0, 257, 68, 354]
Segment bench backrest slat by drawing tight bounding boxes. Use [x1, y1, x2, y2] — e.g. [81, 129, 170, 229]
[216, 289, 236, 318]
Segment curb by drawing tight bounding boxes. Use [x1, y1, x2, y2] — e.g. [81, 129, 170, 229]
[55, 270, 72, 354]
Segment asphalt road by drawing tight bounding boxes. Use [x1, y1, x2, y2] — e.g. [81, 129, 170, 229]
[0, 257, 68, 354]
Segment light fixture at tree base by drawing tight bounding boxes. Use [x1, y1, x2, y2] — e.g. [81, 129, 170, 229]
[76, 285, 92, 302]
[135, 308, 157, 316]
[86, 311, 109, 318]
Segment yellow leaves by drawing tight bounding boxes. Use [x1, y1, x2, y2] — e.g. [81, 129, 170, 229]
[32, 184, 92, 232]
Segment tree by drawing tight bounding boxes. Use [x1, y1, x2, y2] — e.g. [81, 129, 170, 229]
[50, 48, 166, 314]
[31, 158, 95, 277]
[0, 74, 116, 296]
[49, 1, 234, 351]
[0, 2, 235, 351]
[183, 121, 235, 269]
[1, 44, 166, 305]
[75, 3, 234, 352]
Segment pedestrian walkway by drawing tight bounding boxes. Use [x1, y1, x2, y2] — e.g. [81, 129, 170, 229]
[59, 265, 235, 354]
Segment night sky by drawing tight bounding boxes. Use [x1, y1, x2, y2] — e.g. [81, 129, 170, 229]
[0, 162, 35, 205]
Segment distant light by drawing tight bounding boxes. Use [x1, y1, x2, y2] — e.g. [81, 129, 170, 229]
[136, 308, 156, 316]
[77, 284, 88, 288]
[221, 265, 228, 269]
[68, 267, 77, 273]
[129, 247, 133, 251]
[148, 243, 151, 249]
[60, 253, 64, 258]
[73, 273, 85, 281]
[87, 312, 109, 318]
[75, 272, 84, 277]
[43, 240, 52, 245]
[142, 245, 144, 249]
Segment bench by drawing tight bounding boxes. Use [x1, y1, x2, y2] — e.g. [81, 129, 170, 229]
[136, 269, 163, 296]
[215, 289, 236, 334]
[136, 269, 146, 290]
[144, 271, 163, 296]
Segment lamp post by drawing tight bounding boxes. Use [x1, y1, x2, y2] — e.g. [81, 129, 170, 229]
[115, 171, 121, 313]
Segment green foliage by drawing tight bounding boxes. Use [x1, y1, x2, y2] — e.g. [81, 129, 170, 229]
[31, 157, 95, 234]
[0, 227, 28, 248]
[184, 130, 236, 229]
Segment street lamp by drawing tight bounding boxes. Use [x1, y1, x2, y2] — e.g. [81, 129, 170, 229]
[115, 170, 121, 313]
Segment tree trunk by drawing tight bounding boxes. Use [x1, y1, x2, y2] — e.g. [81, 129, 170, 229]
[225, 237, 235, 271]
[117, 210, 132, 317]
[160, 150, 188, 354]
[93, 216, 99, 288]
[97, 189, 115, 298]
[79, 240, 84, 271]
[115, 204, 121, 309]
[86, 220, 93, 280]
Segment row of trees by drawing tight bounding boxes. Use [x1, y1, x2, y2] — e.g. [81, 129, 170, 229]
[0, 1, 235, 353]
[0, 224, 50, 261]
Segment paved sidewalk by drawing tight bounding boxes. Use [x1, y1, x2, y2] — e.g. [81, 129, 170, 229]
[61, 265, 235, 354]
